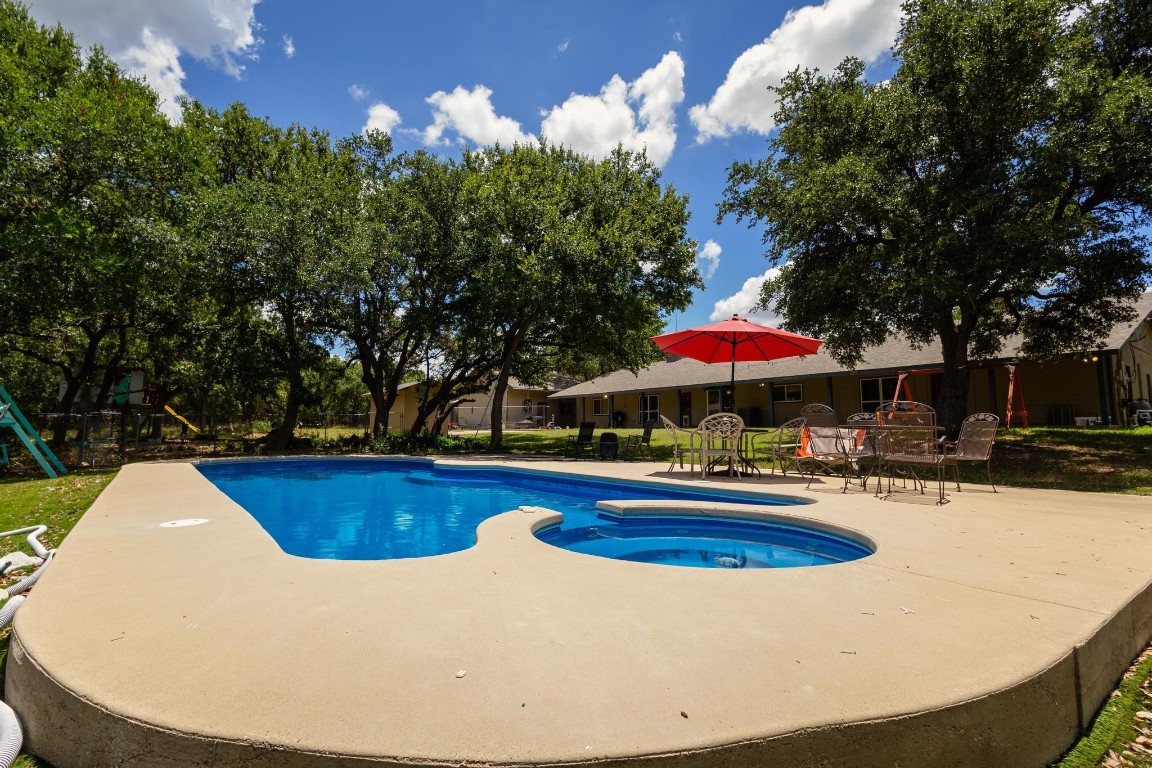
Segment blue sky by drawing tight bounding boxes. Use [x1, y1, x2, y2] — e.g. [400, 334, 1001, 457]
[25, 0, 903, 330]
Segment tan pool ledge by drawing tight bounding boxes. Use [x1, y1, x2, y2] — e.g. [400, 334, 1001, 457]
[6, 457, 1152, 767]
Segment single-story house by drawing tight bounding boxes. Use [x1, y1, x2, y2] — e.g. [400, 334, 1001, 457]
[368, 375, 576, 433]
[549, 292, 1152, 429]
[451, 376, 575, 429]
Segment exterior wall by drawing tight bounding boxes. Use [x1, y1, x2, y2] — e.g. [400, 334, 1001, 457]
[366, 387, 449, 434]
[553, 325, 1152, 429]
[1016, 359, 1102, 425]
[452, 385, 553, 429]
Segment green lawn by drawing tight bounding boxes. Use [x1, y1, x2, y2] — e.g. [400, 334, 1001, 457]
[0, 427, 1149, 767]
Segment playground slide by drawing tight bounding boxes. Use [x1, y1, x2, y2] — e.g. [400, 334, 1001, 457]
[163, 405, 201, 434]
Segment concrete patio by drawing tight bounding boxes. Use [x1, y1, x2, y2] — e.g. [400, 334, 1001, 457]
[6, 457, 1152, 767]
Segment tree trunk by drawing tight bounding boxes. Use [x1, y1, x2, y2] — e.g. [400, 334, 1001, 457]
[264, 378, 302, 450]
[935, 324, 972, 439]
[488, 323, 527, 451]
[264, 307, 302, 451]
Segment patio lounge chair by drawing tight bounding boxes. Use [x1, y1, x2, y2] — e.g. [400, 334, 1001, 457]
[799, 403, 838, 428]
[941, 412, 999, 492]
[800, 423, 856, 492]
[567, 422, 595, 459]
[622, 421, 655, 461]
[691, 412, 744, 479]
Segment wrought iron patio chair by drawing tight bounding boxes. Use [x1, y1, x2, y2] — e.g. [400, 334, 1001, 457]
[843, 411, 881, 490]
[800, 423, 856, 492]
[566, 421, 596, 459]
[749, 417, 806, 477]
[878, 423, 948, 504]
[878, 400, 936, 426]
[941, 412, 999, 492]
[799, 403, 838, 428]
[690, 412, 745, 479]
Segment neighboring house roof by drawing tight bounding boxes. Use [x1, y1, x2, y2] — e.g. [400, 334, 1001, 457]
[1103, 290, 1152, 349]
[550, 291, 1152, 399]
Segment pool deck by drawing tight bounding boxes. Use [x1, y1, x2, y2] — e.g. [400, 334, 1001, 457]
[6, 457, 1152, 767]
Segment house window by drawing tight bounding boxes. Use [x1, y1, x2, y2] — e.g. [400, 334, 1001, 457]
[706, 388, 722, 415]
[860, 376, 899, 414]
[639, 394, 659, 424]
[592, 397, 610, 417]
[772, 383, 803, 403]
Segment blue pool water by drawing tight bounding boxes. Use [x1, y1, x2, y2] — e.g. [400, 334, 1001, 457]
[196, 458, 871, 568]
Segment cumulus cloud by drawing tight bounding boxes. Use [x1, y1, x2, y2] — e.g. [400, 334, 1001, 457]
[695, 240, 721, 281]
[282, 34, 295, 58]
[540, 51, 684, 166]
[419, 52, 686, 166]
[689, 0, 901, 141]
[710, 266, 785, 325]
[424, 85, 534, 147]
[348, 84, 369, 101]
[25, 0, 260, 121]
[364, 102, 402, 135]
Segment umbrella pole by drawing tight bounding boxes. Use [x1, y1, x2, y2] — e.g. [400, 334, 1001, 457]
[729, 346, 736, 413]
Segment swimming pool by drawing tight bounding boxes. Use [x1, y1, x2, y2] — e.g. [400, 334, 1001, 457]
[197, 458, 868, 568]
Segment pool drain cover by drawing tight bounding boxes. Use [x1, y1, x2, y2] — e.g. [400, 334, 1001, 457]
[159, 519, 210, 528]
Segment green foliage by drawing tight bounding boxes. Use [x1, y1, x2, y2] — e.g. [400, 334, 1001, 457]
[720, 0, 1152, 433]
[462, 142, 701, 448]
[366, 431, 489, 455]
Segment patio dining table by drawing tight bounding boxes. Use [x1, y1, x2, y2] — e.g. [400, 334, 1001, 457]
[861, 422, 950, 503]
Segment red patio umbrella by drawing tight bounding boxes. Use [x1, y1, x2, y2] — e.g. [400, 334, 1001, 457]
[651, 315, 822, 410]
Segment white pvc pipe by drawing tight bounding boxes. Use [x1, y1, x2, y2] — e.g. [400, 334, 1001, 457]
[0, 594, 25, 767]
[0, 595, 24, 630]
[0, 526, 49, 559]
[0, 551, 54, 601]
[0, 701, 21, 768]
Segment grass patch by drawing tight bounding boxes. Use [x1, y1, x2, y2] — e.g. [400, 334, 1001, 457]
[995, 427, 1152, 495]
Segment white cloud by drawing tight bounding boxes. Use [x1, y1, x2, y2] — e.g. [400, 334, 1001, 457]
[364, 102, 402, 135]
[673, 31, 682, 42]
[282, 34, 295, 58]
[418, 52, 685, 166]
[539, 51, 684, 166]
[25, 0, 260, 122]
[558, 40, 569, 53]
[695, 240, 721, 281]
[348, 84, 369, 101]
[424, 85, 534, 147]
[710, 266, 785, 325]
[689, 0, 901, 141]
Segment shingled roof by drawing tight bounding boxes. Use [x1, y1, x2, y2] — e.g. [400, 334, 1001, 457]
[550, 291, 1152, 399]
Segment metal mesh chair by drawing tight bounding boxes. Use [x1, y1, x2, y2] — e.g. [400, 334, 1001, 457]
[751, 417, 807, 477]
[800, 403, 838, 428]
[877, 400, 936, 426]
[942, 413, 999, 491]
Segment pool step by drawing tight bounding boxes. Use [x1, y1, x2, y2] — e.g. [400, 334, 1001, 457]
[406, 471, 438, 486]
